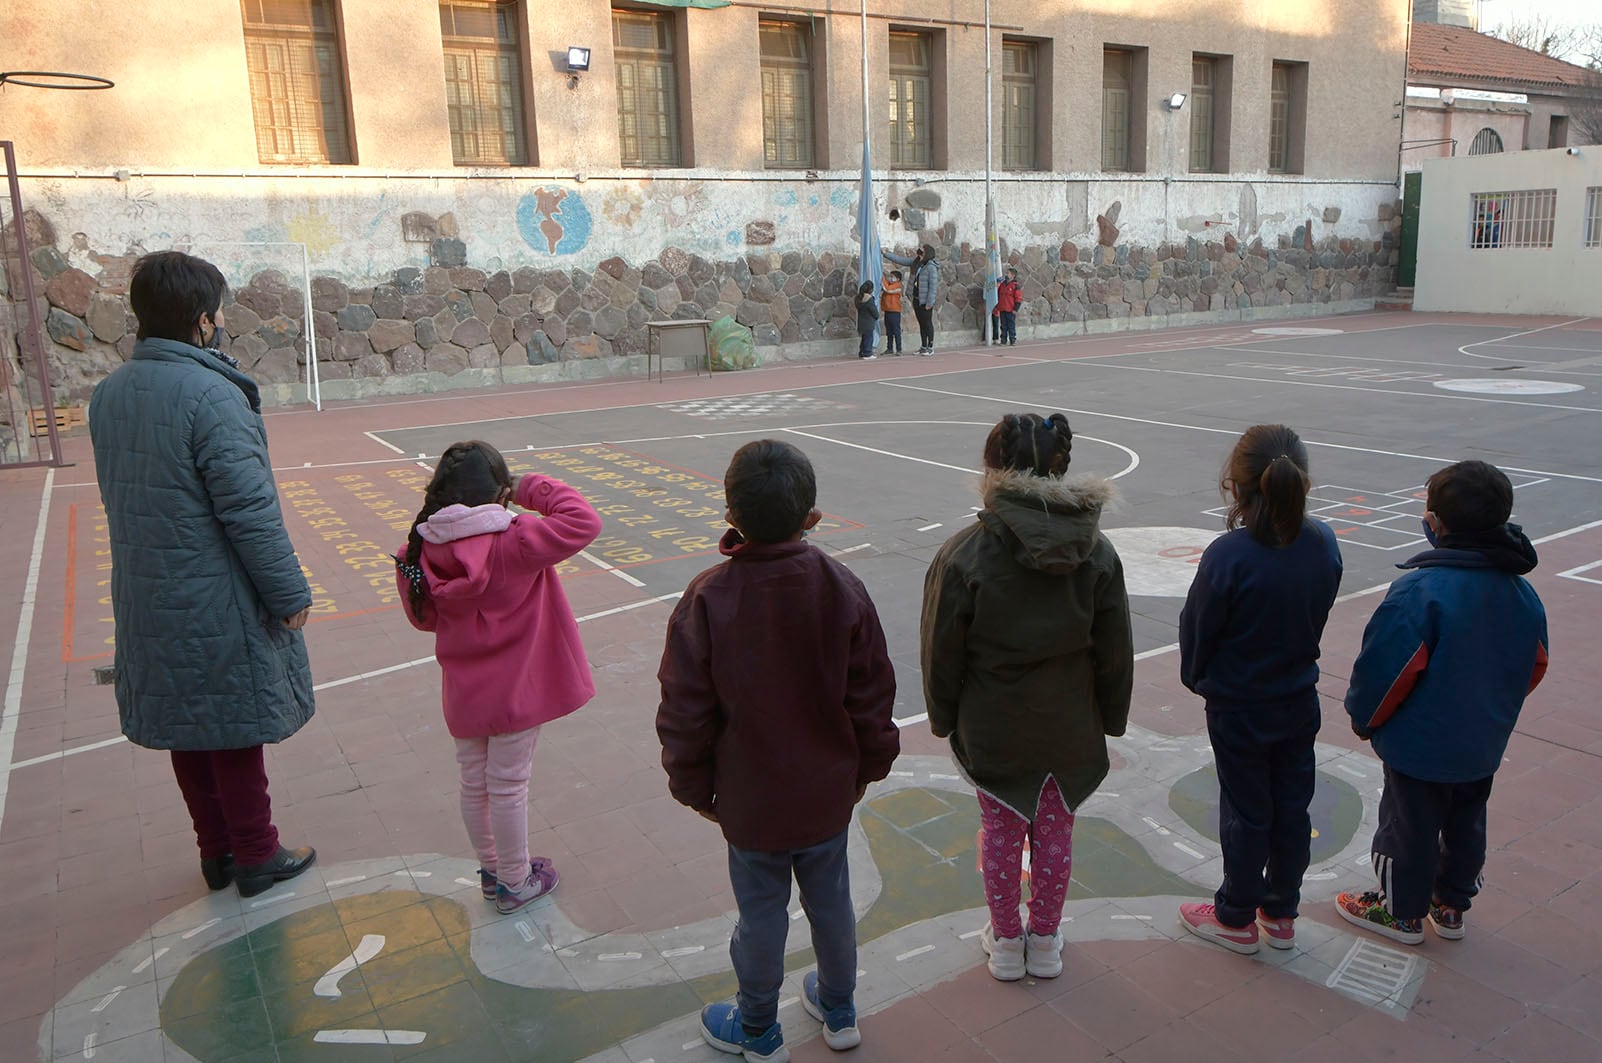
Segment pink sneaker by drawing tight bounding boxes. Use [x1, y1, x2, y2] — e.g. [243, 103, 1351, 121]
[1256, 910, 1295, 950]
[1178, 903, 1260, 955]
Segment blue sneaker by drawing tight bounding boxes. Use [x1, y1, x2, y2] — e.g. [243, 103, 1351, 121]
[801, 971, 860, 1050]
[700, 1003, 788, 1062]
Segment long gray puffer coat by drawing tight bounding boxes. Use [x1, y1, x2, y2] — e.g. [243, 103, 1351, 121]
[89, 337, 314, 750]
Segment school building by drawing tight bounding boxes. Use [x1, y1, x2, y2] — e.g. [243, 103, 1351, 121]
[0, 0, 1410, 406]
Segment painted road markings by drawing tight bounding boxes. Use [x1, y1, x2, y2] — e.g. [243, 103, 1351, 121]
[314, 935, 386, 998]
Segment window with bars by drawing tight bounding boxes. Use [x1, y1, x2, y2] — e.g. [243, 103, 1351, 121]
[1585, 187, 1601, 249]
[1468, 128, 1504, 156]
[1102, 49, 1133, 172]
[440, 2, 528, 166]
[241, 0, 353, 164]
[1468, 189, 1557, 249]
[1002, 40, 1038, 171]
[614, 10, 681, 168]
[1269, 61, 1306, 174]
[1190, 56, 1216, 173]
[759, 20, 814, 169]
[889, 32, 933, 169]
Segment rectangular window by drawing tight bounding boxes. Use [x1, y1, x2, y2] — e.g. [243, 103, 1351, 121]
[1269, 61, 1307, 174]
[1190, 56, 1215, 173]
[1549, 115, 1569, 149]
[1102, 48, 1133, 171]
[613, 9, 681, 168]
[759, 20, 814, 169]
[889, 31, 932, 169]
[241, 0, 353, 164]
[1468, 189, 1557, 250]
[1002, 40, 1037, 171]
[1585, 187, 1602, 249]
[440, 2, 529, 166]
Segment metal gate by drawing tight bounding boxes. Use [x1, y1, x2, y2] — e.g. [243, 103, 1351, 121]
[1397, 171, 1422, 289]
[0, 140, 65, 467]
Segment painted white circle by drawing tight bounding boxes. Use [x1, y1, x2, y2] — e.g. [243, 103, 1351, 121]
[1432, 378, 1585, 395]
[1102, 526, 1221, 597]
[1251, 327, 1345, 336]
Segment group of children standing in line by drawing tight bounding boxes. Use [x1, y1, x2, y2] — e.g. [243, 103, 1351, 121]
[395, 417, 1549, 1062]
[853, 252, 1025, 360]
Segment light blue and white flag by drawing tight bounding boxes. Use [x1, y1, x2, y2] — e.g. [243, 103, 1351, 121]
[856, 138, 883, 347]
[983, 198, 1001, 340]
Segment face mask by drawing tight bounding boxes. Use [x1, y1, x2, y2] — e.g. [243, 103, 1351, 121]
[1421, 518, 1438, 547]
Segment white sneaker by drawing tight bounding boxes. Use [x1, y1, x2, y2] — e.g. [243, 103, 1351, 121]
[979, 922, 1025, 981]
[1025, 929, 1064, 978]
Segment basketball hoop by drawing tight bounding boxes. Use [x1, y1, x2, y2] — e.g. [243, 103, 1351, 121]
[0, 70, 115, 90]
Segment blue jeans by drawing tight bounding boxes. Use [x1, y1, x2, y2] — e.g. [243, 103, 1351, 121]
[1000, 310, 1017, 343]
[883, 311, 902, 352]
[728, 829, 856, 1029]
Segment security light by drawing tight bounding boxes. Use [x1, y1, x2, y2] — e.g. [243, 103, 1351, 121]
[1165, 92, 1188, 110]
[566, 47, 591, 73]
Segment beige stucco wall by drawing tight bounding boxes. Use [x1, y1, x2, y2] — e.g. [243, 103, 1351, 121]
[1413, 148, 1602, 315]
[0, 0, 1407, 180]
[1403, 98, 1530, 170]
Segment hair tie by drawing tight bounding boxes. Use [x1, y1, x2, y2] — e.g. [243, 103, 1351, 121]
[394, 555, 426, 595]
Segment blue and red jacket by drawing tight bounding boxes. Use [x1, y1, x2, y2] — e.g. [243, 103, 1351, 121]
[1344, 524, 1547, 783]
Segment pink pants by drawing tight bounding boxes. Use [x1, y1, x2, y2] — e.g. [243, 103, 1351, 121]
[454, 725, 541, 887]
[977, 776, 1076, 939]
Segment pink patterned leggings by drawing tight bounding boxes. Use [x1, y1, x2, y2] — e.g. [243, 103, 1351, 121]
[977, 777, 1076, 939]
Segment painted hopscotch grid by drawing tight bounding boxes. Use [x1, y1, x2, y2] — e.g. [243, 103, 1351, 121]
[658, 393, 848, 420]
[1558, 560, 1602, 587]
[1204, 474, 1548, 552]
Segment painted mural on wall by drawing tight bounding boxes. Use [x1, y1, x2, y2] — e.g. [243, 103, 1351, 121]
[516, 186, 592, 256]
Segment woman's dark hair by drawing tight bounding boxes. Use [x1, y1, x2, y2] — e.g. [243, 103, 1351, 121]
[1426, 460, 1512, 534]
[1222, 424, 1311, 547]
[400, 441, 513, 614]
[982, 412, 1073, 477]
[725, 439, 816, 544]
[859, 281, 875, 295]
[129, 251, 228, 344]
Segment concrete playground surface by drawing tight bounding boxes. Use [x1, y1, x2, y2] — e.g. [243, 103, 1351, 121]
[2, 310, 1600, 1062]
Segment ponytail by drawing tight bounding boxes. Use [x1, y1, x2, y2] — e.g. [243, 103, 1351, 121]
[1222, 425, 1311, 547]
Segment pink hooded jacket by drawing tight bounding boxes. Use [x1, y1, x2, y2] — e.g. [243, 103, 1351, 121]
[397, 475, 603, 738]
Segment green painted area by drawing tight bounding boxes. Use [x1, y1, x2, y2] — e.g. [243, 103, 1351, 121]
[160, 788, 1203, 1060]
[1168, 765, 1365, 863]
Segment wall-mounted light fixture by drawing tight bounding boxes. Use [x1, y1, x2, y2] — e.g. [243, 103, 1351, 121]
[566, 47, 591, 73]
[1164, 92, 1188, 111]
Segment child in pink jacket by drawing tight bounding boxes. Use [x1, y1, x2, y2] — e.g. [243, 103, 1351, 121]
[395, 440, 602, 913]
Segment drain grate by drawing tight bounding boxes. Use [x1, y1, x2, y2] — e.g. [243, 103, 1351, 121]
[1326, 938, 1419, 1005]
[1491, 365, 1526, 371]
[92, 666, 116, 685]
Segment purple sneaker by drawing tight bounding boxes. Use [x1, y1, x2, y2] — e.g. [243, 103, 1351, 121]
[496, 857, 560, 914]
[477, 867, 496, 900]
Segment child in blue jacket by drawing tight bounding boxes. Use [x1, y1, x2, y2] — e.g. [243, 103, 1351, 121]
[1337, 460, 1548, 945]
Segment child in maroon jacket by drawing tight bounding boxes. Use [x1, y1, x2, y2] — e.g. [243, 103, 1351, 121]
[658, 439, 899, 1062]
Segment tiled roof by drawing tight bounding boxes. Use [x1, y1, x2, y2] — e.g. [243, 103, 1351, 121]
[1409, 21, 1597, 89]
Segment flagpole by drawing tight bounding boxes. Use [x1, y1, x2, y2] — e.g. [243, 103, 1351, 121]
[858, 0, 882, 351]
[984, 0, 997, 346]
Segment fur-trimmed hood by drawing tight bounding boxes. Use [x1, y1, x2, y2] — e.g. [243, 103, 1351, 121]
[978, 469, 1117, 573]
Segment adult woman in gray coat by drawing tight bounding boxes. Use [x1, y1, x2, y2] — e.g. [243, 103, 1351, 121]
[884, 244, 939, 355]
[89, 251, 316, 898]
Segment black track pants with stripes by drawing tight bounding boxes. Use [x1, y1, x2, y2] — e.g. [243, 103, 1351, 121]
[1371, 764, 1494, 920]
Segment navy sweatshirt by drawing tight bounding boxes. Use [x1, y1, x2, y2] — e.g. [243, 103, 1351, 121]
[1179, 519, 1343, 709]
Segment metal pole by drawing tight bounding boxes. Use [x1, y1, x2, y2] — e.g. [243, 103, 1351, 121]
[984, 0, 995, 345]
[300, 243, 321, 412]
[861, 0, 869, 161]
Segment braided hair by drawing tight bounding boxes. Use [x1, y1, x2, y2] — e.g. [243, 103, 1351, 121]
[982, 412, 1074, 477]
[1221, 424, 1311, 547]
[396, 440, 513, 615]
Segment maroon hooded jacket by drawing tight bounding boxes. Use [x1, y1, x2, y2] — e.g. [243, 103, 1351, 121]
[656, 530, 900, 852]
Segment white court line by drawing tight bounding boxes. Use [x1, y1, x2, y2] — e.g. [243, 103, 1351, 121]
[9, 735, 128, 771]
[313, 1031, 425, 1046]
[879, 381, 1602, 485]
[1459, 317, 1592, 361]
[577, 549, 648, 588]
[918, 523, 943, 532]
[362, 430, 406, 454]
[783, 425, 1141, 481]
[0, 469, 54, 833]
[893, 712, 929, 728]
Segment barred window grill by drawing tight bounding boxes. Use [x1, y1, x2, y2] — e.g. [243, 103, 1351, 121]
[759, 20, 814, 169]
[241, 0, 352, 164]
[441, 1, 528, 166]
[1586, 187, 1602, 249]
[1468, 189, 1557, 250]
[1468, 128, 1504, 156]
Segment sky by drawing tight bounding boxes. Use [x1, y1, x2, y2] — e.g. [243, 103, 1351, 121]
[1477, 0, 1598, 62]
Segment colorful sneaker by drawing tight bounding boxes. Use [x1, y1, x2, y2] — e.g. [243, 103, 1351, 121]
[495, 857, 560, 915]
[980, 922, 1026, 981]
[1335, 891, 1424, 945]
[477, 867, 497, 900]
[801, 971, 860, 1051]
[700, 1002, 788, 1062]
[1025, 928, 1064, 978]
[1256, 910, 1295, 951]
[1428, 902, 1465, 940]
[1178, 903, 1260, 955]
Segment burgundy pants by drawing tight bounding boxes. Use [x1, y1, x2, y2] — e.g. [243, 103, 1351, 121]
[169, 747, 279, 865]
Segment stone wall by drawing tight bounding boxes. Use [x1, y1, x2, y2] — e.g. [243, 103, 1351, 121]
[3, 203, 1400, 408]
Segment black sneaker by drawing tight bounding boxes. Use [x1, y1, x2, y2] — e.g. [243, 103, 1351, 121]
[200, 855, 235, 891]
[234, 845, 316, 898]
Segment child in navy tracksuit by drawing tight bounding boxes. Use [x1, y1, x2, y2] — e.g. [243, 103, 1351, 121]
[1177, 425, 1342, 955]
[1337, 460, 1548, 945]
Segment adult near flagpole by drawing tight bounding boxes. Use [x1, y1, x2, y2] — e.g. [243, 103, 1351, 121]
[857, 0, 882, 349]
[983, 0, 1000, 347]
